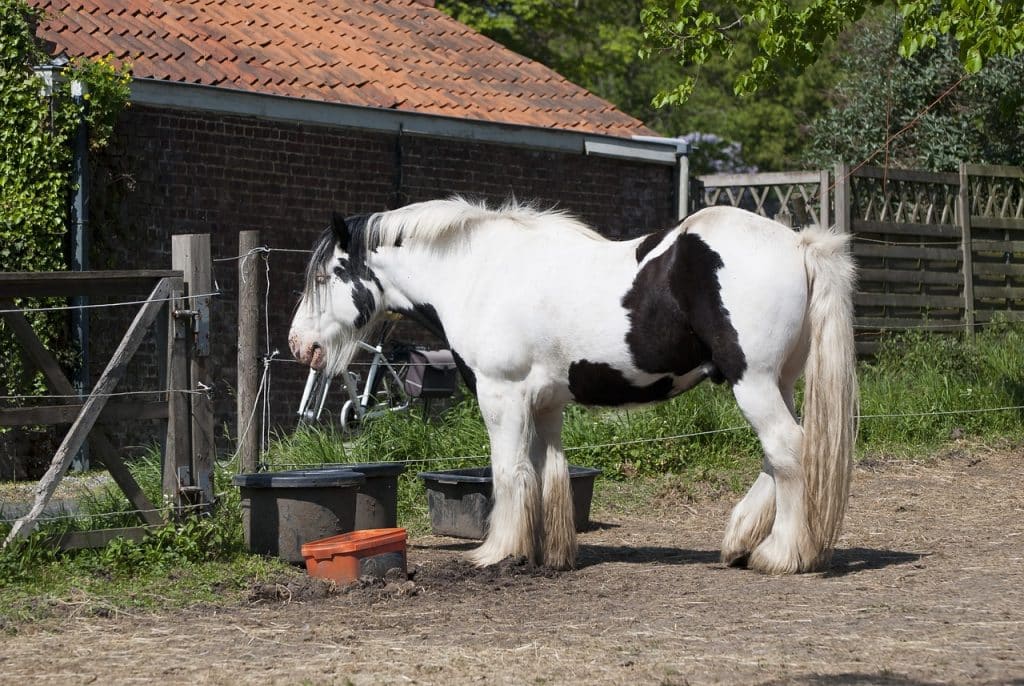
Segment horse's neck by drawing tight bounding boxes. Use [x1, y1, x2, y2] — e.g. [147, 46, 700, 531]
[373, 242, 471, 314]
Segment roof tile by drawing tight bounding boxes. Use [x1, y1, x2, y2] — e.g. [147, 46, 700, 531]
[33, 0, 656, 138]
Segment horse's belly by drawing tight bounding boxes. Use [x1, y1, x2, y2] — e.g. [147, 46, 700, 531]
[564, 356, 715, 407]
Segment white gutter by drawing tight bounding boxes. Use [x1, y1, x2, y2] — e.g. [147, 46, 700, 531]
[129, 78, 679, 166]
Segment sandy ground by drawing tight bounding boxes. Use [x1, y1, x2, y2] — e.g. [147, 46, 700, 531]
[1, 447, 1022, 685]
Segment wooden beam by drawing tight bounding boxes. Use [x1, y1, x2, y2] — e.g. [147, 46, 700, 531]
[0, 270, 182, 298]
[0, 401, 169, 427]
[854, 244, 962, 262]
[237, 231, 262, 474]
[4, 278, 175, 544]
[850, 219, 961, 238]
[851, 165, 959, 185]
[834, 162, 850, 236]
[969, 217, 1024, 231]
[172, 234, 215, 510]
[959, 163, 976, 338]
[855, 292, 965, 308]
[699, 170, 825, 186]
[856, 267, 963, 286]
[54, 526, 152, 551]
[164, 284, 192, 514]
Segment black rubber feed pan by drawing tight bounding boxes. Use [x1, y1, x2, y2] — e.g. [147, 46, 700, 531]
[417, 465, 601, 539]
[293, 462, 408, 530]
[232, 468, 365, 563]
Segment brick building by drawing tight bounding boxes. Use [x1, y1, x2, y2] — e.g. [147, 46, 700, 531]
[30, 0, 689, 456]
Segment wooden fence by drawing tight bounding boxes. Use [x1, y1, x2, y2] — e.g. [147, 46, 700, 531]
[697, 163, 1024, 354]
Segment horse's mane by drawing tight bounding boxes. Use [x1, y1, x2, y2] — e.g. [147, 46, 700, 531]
[304, 198, 605, 298]
[364, 197, 607, 248]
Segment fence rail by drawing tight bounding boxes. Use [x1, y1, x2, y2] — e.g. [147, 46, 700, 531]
[697, 162, 1024, 354]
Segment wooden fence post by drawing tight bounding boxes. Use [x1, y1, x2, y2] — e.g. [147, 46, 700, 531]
[171, 234, 215, 510]
[957, 162, 976, 338]
[164, 282, 191, 514]
[237, 231, 262, 474]
[819, 169, 830, 229]
[834, 162, 851, 234]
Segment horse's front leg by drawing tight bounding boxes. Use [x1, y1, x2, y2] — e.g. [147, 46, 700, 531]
[467, 380, 543, 567]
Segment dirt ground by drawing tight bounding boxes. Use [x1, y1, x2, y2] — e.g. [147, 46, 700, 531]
[2, 447, 1023, 685]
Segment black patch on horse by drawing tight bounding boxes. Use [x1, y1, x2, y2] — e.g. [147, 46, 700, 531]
[394, 303, 447, 342]
[622, 233, 745, 385]
[350, 283, 377, 329]
[567, 360, 673, 406]
[393, 303, 477, 395]
[344, 215, 373, 270]
[450, 350, 477, 396]
[635, 228, 673, 262]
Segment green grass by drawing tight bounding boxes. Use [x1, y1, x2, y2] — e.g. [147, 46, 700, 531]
[1, 324, 1021, 624]
[857, 320, 1024, 453]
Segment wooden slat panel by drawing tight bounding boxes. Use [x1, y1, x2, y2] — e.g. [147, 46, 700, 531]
[699, 170, 824, 186]
[855, 292, 965, 308]
[973, 286, 1024, 299]
[973, 262, 1024, 277]
[54, 526, 152, 551]
[0, 401, 170, 428]
[971, 239, 1024, 252]
[852, 165, 959, 184]
[852, 219, 961, 237]
[857, 267, 963, 286]
[963, 164, 1024, 178]
[974, 310, 1024, 323]
[854, 244, 962, 261]
[855, 317, 964, 330]
[970, 217, 1024, 231]
[0, 271, 182, 298]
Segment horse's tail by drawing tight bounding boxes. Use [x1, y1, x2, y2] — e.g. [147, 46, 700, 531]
[798, 227, 858, 570]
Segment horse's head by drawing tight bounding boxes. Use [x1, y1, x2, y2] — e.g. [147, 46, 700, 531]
[288, 212, 385, 375]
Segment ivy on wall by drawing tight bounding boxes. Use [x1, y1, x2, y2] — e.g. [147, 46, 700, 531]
[0, 0, 130, 399]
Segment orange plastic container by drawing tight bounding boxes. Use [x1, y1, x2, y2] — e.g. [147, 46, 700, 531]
[301, 527, 407, 584]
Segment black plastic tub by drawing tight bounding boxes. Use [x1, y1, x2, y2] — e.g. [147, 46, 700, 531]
[417, 465, 601, 539]
[298, 462, 407, 530]
[231, 469, 365, 563]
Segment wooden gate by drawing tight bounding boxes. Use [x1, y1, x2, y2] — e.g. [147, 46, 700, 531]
[0, 264, 207, 548]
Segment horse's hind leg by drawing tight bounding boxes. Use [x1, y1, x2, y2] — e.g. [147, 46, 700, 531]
[536, 407, 576, 569]
[721, 376, 799, 566]
[721, 470, 776, 567]
[468, 381, 543, 567]
[729, 374, 816, 574]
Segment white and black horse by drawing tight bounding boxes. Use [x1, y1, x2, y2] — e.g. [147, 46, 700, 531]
[289, 198, 858, 574]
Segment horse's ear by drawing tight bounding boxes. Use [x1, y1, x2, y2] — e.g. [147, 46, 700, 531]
[331, 212, 351, 251]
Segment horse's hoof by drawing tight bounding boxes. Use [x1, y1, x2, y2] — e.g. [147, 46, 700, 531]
[721, 549, 750, 568]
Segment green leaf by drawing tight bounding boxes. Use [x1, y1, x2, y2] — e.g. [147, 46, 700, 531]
[964, 45, 983, 72]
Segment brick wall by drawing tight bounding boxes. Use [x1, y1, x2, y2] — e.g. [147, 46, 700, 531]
[80, 104, 676, 460]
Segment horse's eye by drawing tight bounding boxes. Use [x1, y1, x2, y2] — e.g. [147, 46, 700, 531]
[315, 273, 328, 284]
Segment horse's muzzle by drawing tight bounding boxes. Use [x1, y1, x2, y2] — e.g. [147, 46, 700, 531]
[289, 334, 323, 369]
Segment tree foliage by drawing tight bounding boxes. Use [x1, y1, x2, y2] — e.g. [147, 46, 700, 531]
[804, 20, 1024, 171]
[0, 0, 130, 398]
[640, 0, 1024, 105]
[438, 0, 837, 171]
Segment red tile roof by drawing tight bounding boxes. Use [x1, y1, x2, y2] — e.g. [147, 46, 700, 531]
[34, 0, 657, 139]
